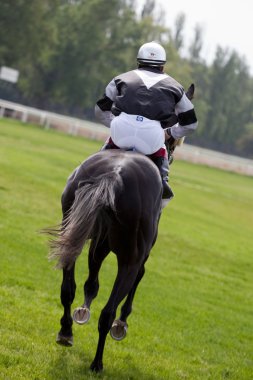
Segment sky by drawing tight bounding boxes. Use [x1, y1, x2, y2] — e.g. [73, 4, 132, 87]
[137, 0, 253, 73]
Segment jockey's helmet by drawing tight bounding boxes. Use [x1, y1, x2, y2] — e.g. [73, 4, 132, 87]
[137, 41, 166, 66]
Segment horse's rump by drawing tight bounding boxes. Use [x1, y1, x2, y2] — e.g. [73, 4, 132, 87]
[48, 150, 162, 268]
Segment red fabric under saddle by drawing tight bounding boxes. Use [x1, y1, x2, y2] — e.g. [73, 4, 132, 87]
[107, 137, 168, 159]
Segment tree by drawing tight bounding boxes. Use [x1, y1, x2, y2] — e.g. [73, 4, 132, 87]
[46, 0, 141, 114]
[171, 13, 185, 51]
[189, 24, 203, 64]
[141, 0, 156, 18]
[236, 123, 253, 157]
[202, 47, 253, 153]
[0, 0, 61, 105]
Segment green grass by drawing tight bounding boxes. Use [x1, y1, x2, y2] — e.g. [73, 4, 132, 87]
[0, 118, 253, 380]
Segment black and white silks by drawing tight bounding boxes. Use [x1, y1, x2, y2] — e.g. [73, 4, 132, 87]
[95, 67, 198, 140]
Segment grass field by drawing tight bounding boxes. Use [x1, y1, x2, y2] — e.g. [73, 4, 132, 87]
[0, 118, 253, 380]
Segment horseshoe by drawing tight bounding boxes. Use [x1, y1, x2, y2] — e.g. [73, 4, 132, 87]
[73, 306, 90, 325]
[110, 320, 128, 341]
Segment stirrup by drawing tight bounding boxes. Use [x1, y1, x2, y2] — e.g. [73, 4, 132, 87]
[168, 155, 174, 165]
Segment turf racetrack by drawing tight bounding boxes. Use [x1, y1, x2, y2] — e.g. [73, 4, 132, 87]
[0, 118, 253, 380]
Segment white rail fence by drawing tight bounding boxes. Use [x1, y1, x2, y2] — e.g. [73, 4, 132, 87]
[1, 99, 253, 177]
[0, 99, 109, 141]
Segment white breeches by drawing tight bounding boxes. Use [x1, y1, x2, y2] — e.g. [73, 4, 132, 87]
[110, 113, 165, 155]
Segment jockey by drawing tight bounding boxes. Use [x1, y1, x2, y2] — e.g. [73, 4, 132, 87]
[95, 41, 198, 200]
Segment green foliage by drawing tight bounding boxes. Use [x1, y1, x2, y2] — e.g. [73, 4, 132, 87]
[188, 25, 203, 64]
[236, 123, 253, 157]
[1, 118, 253, 379]
[0, 0, 60, 102]
[187, 46, 253, 156]
[171, 13, 186, 51]
[205, 48, 251, 145]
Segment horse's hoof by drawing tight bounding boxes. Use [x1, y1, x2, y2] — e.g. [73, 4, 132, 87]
[56, 333, 73, 347]
[110, 320, 128, 341]
[90, 360, 103, 372]
[73, 306, 90, 325]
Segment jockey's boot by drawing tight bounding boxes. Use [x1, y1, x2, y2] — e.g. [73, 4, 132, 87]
[152, 156, 174, 200]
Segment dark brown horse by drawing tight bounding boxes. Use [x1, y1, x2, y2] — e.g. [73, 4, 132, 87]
[48, 149, 163, 372]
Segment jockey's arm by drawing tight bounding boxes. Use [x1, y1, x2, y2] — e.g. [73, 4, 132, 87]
[166, 93, 198, 140]
[95, 79, 117, 128]
[94, 98, 113, 128]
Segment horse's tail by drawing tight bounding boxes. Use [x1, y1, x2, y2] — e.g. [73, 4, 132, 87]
[49, 171, 122, 269]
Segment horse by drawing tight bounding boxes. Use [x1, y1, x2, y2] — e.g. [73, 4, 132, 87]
[47, 149, 163, 372]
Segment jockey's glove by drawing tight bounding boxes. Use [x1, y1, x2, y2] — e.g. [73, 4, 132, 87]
[165, 128, 175, 148]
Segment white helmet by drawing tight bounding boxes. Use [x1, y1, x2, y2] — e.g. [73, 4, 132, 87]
[137, 41, 166, 66]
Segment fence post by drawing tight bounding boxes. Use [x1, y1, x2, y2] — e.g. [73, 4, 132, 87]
[21, 111, 28, 123]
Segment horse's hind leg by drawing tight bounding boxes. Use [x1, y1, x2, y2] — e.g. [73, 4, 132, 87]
[110, 263, 146, 340]
[73, 239, 110, 325]
[56, 186, 77, 346]
[56, 264, 76, 346]
[56, 212, 76, 346]
[90, 262, 140, 372]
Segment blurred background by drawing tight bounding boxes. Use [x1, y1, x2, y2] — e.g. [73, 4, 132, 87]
[1, 0, 253, 158]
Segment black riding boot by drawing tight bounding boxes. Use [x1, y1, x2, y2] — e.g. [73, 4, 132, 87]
[152, 156, 174, 200]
